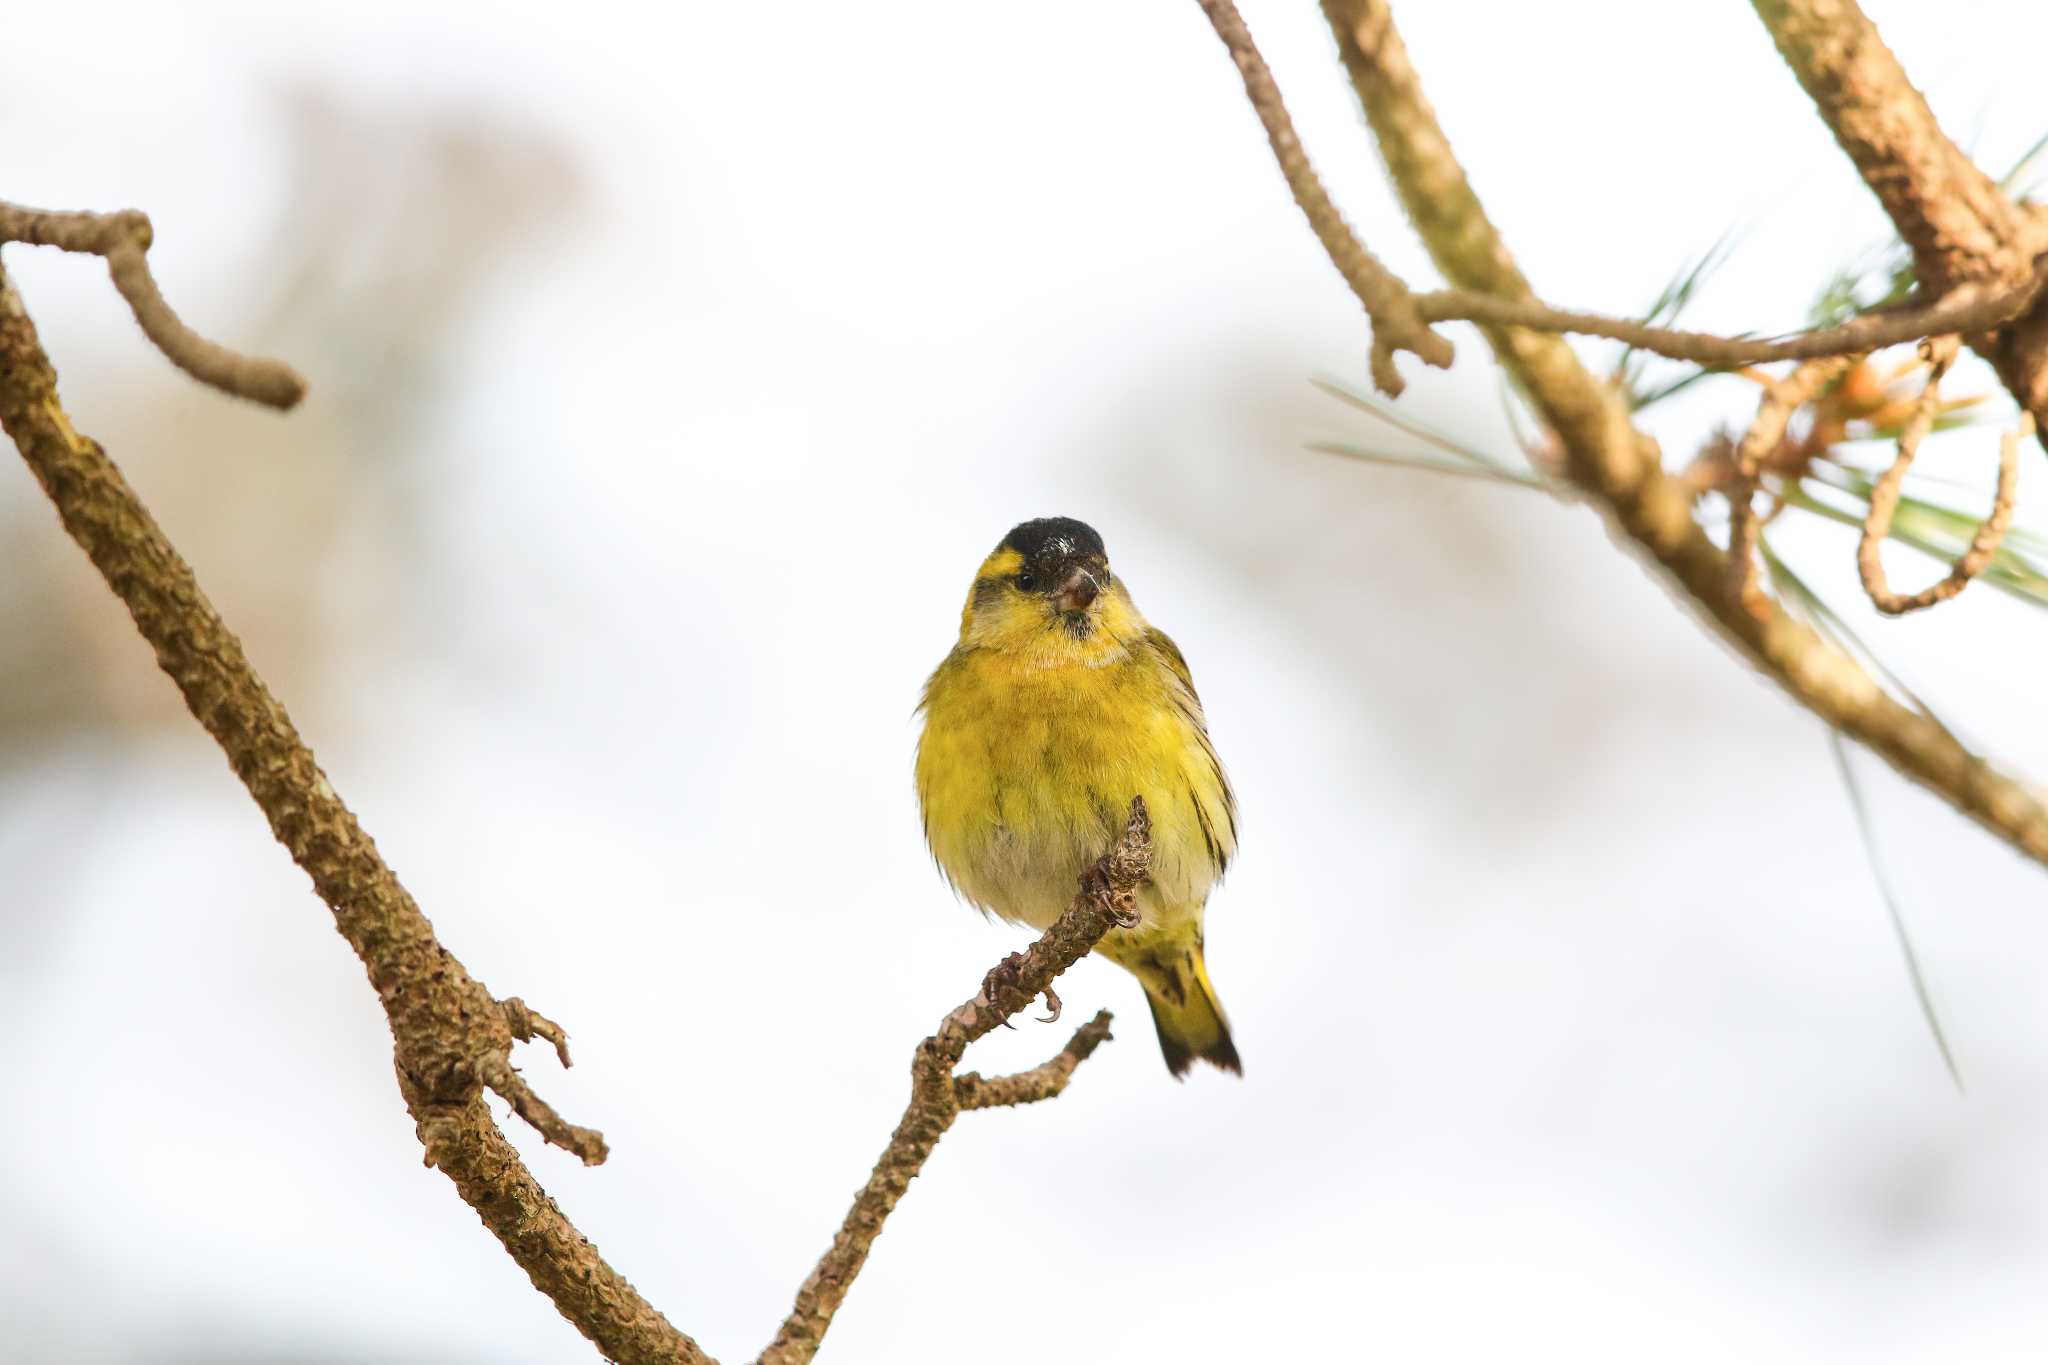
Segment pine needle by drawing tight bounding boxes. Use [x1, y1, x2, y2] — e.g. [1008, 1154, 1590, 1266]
[1827, 729, 1965, 1092]
[1311, 376, 1529, 475]
[1616, 230, 1744, 411]
[1306, 442, 1550, 488]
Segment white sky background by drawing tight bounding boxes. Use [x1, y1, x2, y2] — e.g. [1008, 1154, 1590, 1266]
[7, 1, 2048, 1360]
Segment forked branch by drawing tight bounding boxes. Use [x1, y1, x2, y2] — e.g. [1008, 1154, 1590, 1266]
[1723, 357, 1858, 609]
[0, 214, 1133, 1365]
[756, 800, 1149, 1365]
[1193, 0, 1451, 395]
[1189, 5, 2048, 396]
[0, 201, 307, 408]
[955, 1010, 1117, 1110]
[1221, 0, 2048, 868]
[0, 250, 712, 1363]
[1747, 0, 2048, 444]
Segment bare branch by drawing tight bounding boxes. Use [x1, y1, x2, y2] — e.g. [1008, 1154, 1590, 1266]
[1193, 0, 1452, 395]
[475, 1054, 608, 1162]
[955, 1011, 1116, 1111]
[1747, 0, 2048, 449]
[756, 799, 1150, 1365]
[1725, 357, 1857, 609]
[0, 259, 707, 1365]
[1747, 0, 2032, 291]
[1858, 339, 2028, 615]
[1194, 1, 2048, 411]
[1414, 267, 2048, 369]
[0, 206, 1159, 1360]
[0, 201, 308, 409]
[1311, 0, 2048, 867]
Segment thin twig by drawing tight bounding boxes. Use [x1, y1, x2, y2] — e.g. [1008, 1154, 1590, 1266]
[1725, 357, 1858, 609]
[1858, 338, 2028, 615]
[0, 201, 308, 408]
[1193, 0, 1451, 395]
[756, 798, 1150, 1365]
[955, 1010, 1116, 1110]
[1414, 267, 2048, 370]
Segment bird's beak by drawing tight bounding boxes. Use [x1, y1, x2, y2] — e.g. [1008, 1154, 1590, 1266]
[1055, 564, 1100, 614]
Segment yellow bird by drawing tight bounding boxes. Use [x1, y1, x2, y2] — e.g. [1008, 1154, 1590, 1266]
[916, 517, 1241, 1076]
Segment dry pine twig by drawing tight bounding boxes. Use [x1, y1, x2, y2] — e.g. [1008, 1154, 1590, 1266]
[1856, 338, 2031, 615]
[1723, 357, 1859, 610]
[0, 200, 306, 408]
[1192, 0, 1451, 395]
[1412, 269, 2048, 373]
[0, 205, 1142, 1365]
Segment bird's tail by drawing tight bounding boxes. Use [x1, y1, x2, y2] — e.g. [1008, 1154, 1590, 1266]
[1121, 939, 1241, 1079]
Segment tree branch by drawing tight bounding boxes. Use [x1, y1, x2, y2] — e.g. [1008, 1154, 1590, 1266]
[954, 1010, 1116, 1110]
[1194, 0, 2048, 403]
[1193, 0, 1452, 395]
[1857, 338, 2029, 615]
[1413, 268, 2048, 369]
[1746, 0, 2031, 291]
[0, 212, 1149, 1363]
[1747, 0, 2048, 447]
[0, 252, 709, 1365]
[1282, 0, 2048, 867]
[755, 799, 1148, 1365]
[1724, 357, 1856, 610]
[1195, 0, 2048, 387]
[0, 202, 308, 409]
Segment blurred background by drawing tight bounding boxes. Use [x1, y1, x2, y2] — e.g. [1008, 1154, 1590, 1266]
[6, 1, 2048, 1360]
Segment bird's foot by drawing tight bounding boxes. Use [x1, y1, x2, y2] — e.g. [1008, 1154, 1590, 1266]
[1082, 861, 1144, 929]
[979, 952, 1061, 1024]
[979, 952, 1027, 1027]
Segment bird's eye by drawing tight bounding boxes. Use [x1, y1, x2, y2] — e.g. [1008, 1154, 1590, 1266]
[1015, 573, 1038, 592]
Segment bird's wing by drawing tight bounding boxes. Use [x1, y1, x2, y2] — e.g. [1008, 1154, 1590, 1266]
[1144, 626, 1238, 873]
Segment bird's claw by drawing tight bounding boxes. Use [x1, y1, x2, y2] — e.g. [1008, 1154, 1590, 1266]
[980, 952, 1028, 1026]
[980, 953, 1065, 1025]
[1081, 861, 1143, 929]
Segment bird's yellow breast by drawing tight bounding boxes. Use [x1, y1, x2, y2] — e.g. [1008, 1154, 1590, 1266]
[916, 636, 1233, 932]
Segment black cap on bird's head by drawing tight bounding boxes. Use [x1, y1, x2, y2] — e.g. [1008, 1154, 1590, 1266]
[1000, 516, 1108, 613]
[1002, 516, 1104, 564]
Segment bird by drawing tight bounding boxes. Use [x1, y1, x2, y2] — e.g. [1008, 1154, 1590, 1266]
[915, 516, 1241, 1077]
